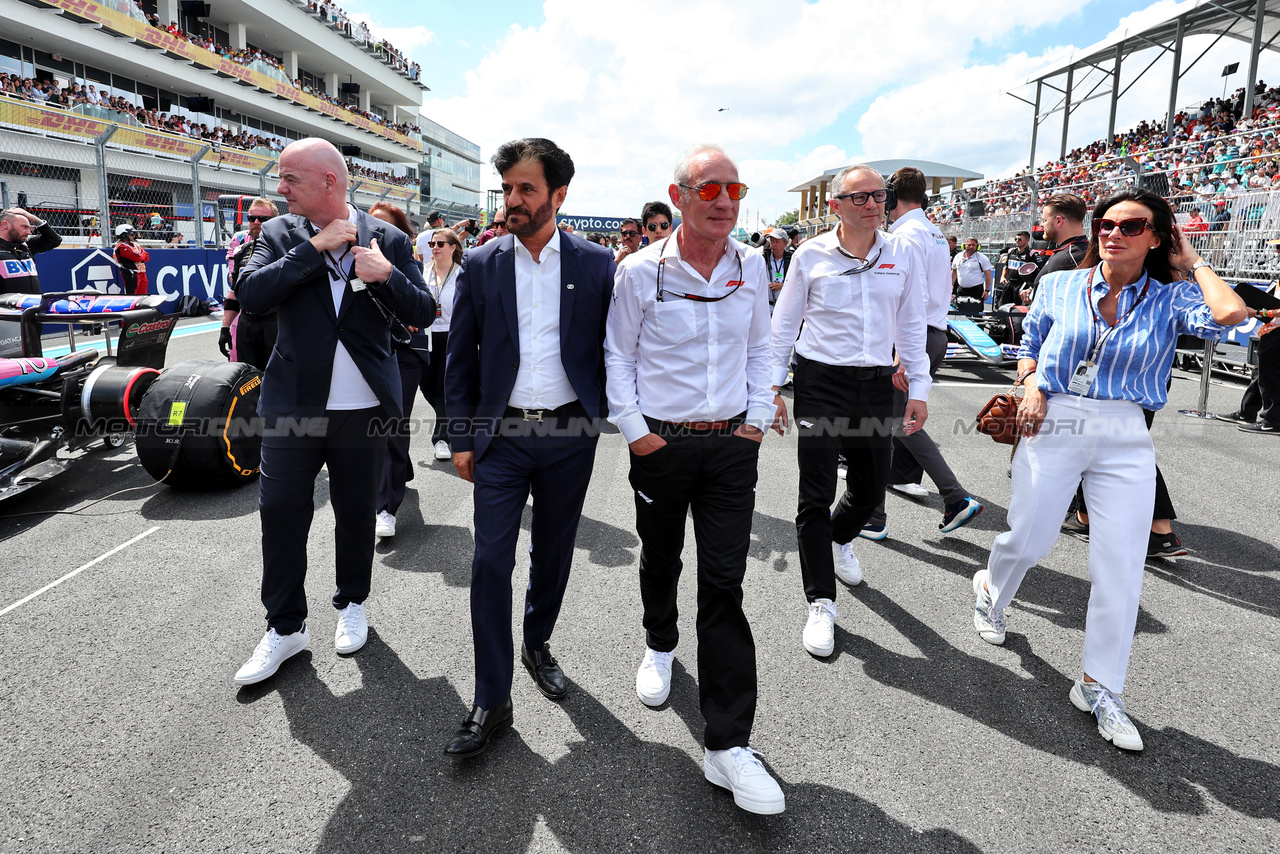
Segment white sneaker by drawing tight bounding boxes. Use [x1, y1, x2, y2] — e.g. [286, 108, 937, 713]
[833, 541, 862, 586]
[972, 569, 1006, 645]
[636, 647, 673, 706]
[1070, 679, 1144, 751]
[704, 746, 786, 815]
[434, 440, 451, 460]
[233, 625, 310, 685]
[335, 602, 368, 654]
[375, 511, 396, 538]
[802, 598, 837, 657]
[891, 482, 929, 498]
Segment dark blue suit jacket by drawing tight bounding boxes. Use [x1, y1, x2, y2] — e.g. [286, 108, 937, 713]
[445, 231, 615, 460]
[236, 210, 435, 421]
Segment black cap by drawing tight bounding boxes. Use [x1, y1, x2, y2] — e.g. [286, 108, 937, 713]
[428, 210, 445, 222]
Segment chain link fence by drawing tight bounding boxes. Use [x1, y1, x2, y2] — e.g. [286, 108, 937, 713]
[0, 96, 419, 250]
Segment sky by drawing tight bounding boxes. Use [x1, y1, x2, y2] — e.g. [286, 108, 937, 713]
[341, 0, 1280, 227]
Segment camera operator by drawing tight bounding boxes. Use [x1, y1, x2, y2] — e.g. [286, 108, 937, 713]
[0, 207, 62, 295]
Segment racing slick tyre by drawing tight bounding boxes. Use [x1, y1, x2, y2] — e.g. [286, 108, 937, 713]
[134, 359, 262, 489]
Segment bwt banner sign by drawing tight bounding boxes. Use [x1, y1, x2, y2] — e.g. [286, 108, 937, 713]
[36, 247, 227, 309]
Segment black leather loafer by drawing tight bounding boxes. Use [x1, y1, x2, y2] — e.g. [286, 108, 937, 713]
[521, 642, 567, 700]
[443, 699, 513, 757]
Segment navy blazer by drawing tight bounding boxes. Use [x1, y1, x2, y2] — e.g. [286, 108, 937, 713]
[445, 230, 616, 460]
[236, 209, 435, 421]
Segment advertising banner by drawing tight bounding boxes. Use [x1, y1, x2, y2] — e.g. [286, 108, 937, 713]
[556, 214, 681, 233]
[35, 247, 228, 311]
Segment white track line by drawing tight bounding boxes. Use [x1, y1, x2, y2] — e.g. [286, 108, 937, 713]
[0, 526, 161, 617]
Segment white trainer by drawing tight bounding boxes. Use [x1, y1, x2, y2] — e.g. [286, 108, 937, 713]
[434, 440, 451, 460]
[802, 598, 838, 657]
[833, 541, 863, 586]
[335, 602, 368, 654]
[704, 746, 786, 815]
[233, 625, 310, 685]
[1070, 679, 1144, 751]
[891, 482, 929, 498]
[636, 647, 673, 707]
[375, 511, 396, 538]
[972, 569, 1006, 645]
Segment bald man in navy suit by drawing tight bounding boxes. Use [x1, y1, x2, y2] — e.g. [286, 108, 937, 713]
[444, 138, 615, 757]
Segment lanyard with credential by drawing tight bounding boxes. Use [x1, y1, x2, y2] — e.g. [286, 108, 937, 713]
[1084, 266, 1151, 363]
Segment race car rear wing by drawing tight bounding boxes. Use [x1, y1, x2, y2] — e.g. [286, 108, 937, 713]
[0, 291, 176, 369]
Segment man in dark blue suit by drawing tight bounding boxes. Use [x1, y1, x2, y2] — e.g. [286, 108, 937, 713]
[443, 138, 615, 756]
[231, 138, 434, 686]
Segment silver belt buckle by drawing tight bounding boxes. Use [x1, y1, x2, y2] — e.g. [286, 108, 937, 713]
[522, 408, 543, 423]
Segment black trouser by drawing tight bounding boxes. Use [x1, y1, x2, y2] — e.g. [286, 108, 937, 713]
[236, 313, 278, 372]
[1256, 330, 1280, 426]
[1074, 407, 1175, 521]
[793, 355, 894, 603]
[629, 414, 759, 751]
[377, 347, 431, 515]
[259, 407, 384, 635]
[424, 330, 448, 444]
[470, 404, 598, 709]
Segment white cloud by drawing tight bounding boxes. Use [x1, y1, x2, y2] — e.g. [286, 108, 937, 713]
[419, 0, 1106, 221]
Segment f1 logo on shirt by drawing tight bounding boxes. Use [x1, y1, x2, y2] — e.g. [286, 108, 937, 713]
[877, 264, 895, 269]
[726, 279, 743, 287]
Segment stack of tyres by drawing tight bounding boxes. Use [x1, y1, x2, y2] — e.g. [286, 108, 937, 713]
[134, 359, 263, 489]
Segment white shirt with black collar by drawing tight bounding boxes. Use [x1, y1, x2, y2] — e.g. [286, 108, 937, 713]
[509, 227, 576, 410]
[604, 231, 775, 443]
[769, 228, 931, 401]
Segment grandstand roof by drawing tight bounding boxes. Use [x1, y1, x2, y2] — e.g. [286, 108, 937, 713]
[1023, 0, 1280, 86]
[787, 159, 984, 193]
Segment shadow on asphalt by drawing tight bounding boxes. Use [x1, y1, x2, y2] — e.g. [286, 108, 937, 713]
[1143, 521, 1280, 619]
[841, 585, 1280, 819]
[239, 630, 986, 853]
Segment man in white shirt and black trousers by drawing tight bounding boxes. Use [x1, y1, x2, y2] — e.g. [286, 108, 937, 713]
[605, 144, 785, 815]
[770, 164, 931, 661]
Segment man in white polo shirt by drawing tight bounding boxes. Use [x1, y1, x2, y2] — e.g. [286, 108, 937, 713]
[951, 236, 992, 311]
[769, 163, 930, 660]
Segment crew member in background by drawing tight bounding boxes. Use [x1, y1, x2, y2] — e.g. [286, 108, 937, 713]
[1235, 301, 1279, 435]
[114, 224, 150, 296]
[0, 207, 61, 295]
[1027, 193, 1089, 304]
[997, 231, 1034, 306]
[761, 225, 792, 311]
[864, 166, 982, 540]
[951, 237, 991, 312]
[220, 198, 279, 367]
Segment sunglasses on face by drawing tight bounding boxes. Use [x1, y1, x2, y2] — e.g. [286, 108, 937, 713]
[620, 230, 639, 238]
[246, 214, 273, 222]
[647, 221, 671, 232]
[679, 182, 748, 201]
[833, 189, 888, 206]
[493, 221, 506, 228]
[1092, 218, 1154, 238]
[428, 240, 453, 248]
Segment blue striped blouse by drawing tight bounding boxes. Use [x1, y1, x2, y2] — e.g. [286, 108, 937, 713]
[1019, 265, 1230, 410]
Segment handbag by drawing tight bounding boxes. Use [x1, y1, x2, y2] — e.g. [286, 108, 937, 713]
[976, 369, 1035, 445]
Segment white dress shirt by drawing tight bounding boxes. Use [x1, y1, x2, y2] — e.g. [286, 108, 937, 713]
[952, 250, 992, 289]
[509, 227, 576, 409]
[605, 231, 775, 444]
[769, 228, 931, 402]
[890, 208, 953, 331]
[313, 204, 379, 410]
[426, 262, 458, 334]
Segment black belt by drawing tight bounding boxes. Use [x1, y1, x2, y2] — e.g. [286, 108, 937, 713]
[504, 400, 585, 422]
[243, 310, 276, 322]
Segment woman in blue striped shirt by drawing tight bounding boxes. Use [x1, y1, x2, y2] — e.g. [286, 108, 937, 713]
[971, 187, 1246, 753]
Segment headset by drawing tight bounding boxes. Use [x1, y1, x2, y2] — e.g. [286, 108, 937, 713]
[882, 178, 898, 213]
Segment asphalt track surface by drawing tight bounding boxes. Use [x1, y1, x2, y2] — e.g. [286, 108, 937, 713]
[2, 320, 1278, 854]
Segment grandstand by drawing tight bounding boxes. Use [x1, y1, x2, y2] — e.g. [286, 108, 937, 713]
[0, 0, 482, 245]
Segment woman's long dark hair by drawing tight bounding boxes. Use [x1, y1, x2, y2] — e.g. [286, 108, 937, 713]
[1079, 186, 1176, 284]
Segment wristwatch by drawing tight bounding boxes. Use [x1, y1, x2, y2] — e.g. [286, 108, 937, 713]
[1187, 260, 1212, 278]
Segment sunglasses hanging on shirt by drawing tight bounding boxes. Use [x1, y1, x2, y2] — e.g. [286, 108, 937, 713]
[310, 222, 412, 346]
[654, 237, 744, 302]
[837, 247, 883, 276]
